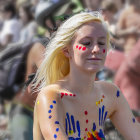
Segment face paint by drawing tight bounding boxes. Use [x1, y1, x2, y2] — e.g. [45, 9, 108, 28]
[79, 46, 82, 50]
[82, 47, 86, 51]
[103, 49, 106, 53]
[75, 45, 86, 51]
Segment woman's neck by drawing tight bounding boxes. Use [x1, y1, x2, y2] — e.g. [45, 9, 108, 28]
[63, 68, 96, 96]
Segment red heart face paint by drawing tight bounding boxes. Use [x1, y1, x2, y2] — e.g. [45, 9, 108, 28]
[75, 45, 86, 51]
[79, 46, 82, 50]
[103, 49, 106, 53]
[82, 47, 86, 51]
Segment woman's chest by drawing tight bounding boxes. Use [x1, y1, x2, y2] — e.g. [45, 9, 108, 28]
[62, 97, 111, 140]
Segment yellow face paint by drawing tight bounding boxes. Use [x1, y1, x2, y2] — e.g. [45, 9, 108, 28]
[37, 101, 39, 105]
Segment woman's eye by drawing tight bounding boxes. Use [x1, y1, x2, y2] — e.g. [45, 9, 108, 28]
[98, 42, 105, 45]
[82, 42, 91, 46]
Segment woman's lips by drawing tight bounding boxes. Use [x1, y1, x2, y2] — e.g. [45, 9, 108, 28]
[87, 58, 102, 60]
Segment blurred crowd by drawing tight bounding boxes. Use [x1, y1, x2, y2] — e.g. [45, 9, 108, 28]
[0, 0, 140, 139]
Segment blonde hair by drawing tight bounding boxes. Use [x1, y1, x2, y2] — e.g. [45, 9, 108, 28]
[34, 11, 110, 91]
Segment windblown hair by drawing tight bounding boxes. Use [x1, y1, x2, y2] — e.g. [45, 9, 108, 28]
[33, 11, 110, 91]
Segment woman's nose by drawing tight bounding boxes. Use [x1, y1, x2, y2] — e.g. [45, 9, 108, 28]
[91, 44, 100, 54]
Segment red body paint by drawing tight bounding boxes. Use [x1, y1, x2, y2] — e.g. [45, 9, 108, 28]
[85, 111, 88, 115]
[82, 47, 86, 51]
[103, 49, 106, 53]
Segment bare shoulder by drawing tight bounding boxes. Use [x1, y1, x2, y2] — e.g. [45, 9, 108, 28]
[96, 81, 121, 98]
[35, 84, 61, 105]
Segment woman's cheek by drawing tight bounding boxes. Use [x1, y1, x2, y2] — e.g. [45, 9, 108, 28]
[75, 45, 87, 51]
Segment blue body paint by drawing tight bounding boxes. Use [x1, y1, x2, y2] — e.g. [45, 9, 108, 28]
[132, 118, 136, 123]
[53, 100, 56, 104]
[68, 137, 81, 140]
[116, 90, 120, 97]
[66, 113, 72, 132]
[104, 111, 108, 123]
[65, 118, 68, 135]
[76, 121, 80, 137]
[50, 105, 53, 109]
[71, 115, 76, 133]
[54, 134, 57, 139]
[55, 121, 59, 124]
[93, 122, 96, 131]
[48, 110, 51, 113]
[99, 108, 101, 126]
[98, 129, 105, 138]
[101, 105, 105, 125]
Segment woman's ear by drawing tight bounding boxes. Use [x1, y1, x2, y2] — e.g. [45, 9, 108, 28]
[62, 47, 71, 58]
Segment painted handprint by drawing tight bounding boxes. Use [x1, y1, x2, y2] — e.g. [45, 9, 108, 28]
[65, 112, 81, 139]
[99, 105, 108, 126]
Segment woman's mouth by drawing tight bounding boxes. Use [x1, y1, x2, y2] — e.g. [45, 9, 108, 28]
[87, 58, 102, 60]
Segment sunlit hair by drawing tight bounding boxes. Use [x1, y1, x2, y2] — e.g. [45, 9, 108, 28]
[33, 11, 110, 91]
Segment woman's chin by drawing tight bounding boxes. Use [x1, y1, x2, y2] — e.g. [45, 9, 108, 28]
[85, 66, 102, 73]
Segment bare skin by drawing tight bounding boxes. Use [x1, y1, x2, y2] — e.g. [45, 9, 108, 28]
[15, 42, 45, 108]
[33, 22, 140, 140]
[116, 5, 140, 53]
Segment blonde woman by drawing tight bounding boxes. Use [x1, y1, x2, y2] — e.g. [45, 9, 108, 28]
[33, 12, 140, 140]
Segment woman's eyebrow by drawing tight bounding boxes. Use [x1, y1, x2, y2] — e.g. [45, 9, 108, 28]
[79, 36, 106, 41]
[98, 36, 106, 40]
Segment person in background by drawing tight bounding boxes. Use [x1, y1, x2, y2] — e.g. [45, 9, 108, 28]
[114, 39, 140, 122]
[116, 0, 140, 54]
[18, 2, 38, 44]
[8, 0, 81, 140]
[100, 0, 118, 35]
[0, 2, 22, 50]
[82, 0, 103, 11]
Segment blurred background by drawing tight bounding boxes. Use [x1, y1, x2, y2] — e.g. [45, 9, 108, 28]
[0, 0, 140, 139]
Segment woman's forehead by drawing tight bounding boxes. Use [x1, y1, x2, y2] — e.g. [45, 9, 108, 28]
[76, 21, 107, 39]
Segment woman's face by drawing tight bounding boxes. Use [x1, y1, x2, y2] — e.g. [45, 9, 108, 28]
[19, 7, 28, 24]
[68, 21, 108, 73]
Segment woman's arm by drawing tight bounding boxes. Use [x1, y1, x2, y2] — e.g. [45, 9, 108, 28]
[110, 86, 140, 140]
[33, 86, 68, 140]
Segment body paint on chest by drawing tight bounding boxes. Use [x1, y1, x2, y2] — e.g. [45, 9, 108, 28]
[65, 112, 81, 138]
[60, 92, 76, 99]
[99, 105, 108, 126]
[96, 95, 105, 106]
[116, 90, 120, 97]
